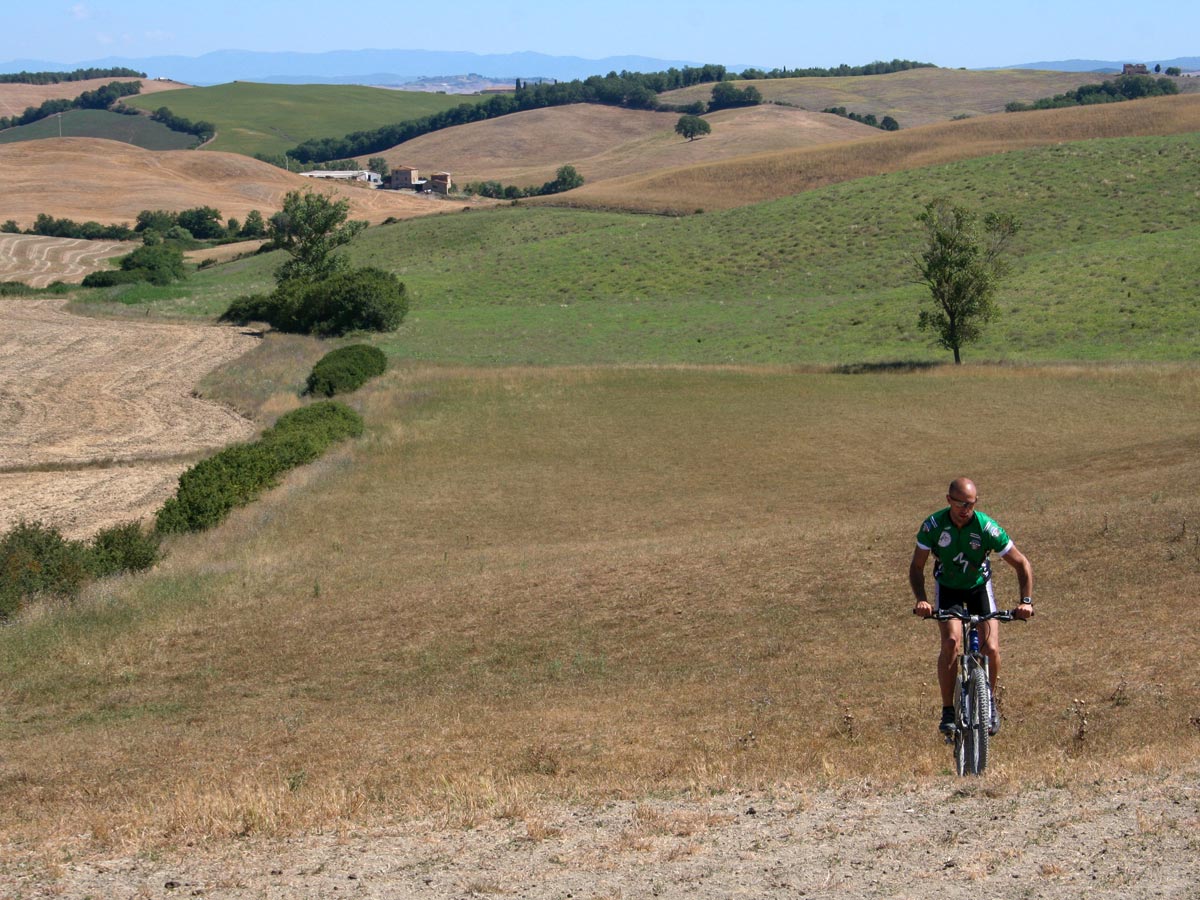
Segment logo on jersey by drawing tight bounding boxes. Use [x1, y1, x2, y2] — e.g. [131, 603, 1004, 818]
[970, 533, 982, 550]
[938, 531, 952, 548]
[985, 522, 1001, 538]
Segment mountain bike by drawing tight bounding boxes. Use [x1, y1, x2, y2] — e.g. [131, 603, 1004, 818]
[930, 608, 1020, 776]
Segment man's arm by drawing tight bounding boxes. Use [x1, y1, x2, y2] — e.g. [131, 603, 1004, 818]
[1000, 545, 1034, 617]
[999, 545, 1033, 597]
[909, 546, 931, 613]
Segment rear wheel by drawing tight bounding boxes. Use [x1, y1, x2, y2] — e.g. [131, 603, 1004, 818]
[964, 667, 991, 775]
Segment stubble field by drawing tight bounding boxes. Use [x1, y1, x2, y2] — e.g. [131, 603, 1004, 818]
[1, 358, 1197, 897]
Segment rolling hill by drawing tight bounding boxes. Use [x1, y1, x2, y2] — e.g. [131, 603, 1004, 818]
[367, 103, 878, 189]
[0, 76, 184, 119]
[121, 82, 488, 157]
[657, 66, 1200, 127]
[0, 108, 198, 150]
[548, 92, 1200, 213]
[0, 138, 476, 228]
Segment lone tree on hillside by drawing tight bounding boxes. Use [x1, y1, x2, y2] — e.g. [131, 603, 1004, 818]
[269, 190, 366, 284]
[912, 198, 1020, 364]
[675, 114, 712, 140]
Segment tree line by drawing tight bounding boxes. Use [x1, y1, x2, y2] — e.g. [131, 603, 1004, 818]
[1005, 74, 1179, 112]
[0, 67, 145, 84]
[737, 59, 934, 80]
[287, 67, 730, 163]
[0, 80, 143, 131]
[462, 164, 584, 199]
[147, 106, 216, 142]
[823, 106, 900, 130]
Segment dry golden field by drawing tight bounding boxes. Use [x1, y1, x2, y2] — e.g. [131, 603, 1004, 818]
[2, 361, 1197, 861]
[372, 102, 876, 188]
[552, 92, 1200, 213]
[658, 67, 1199, 127]
[0, 233, 137, 286]
[0, 138, 473, 229]
[0, 77, 185, 119]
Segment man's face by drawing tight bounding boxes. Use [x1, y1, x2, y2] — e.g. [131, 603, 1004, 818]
[946, 486, 977, 527]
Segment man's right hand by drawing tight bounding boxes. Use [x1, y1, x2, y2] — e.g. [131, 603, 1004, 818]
[913, 600, 933, 618]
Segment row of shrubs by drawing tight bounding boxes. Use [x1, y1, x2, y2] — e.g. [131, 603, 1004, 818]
[155, 401, 363, 533]
[220, 267, 407, 337]
[81, 244, 187, 288]
[305, 344, 387, 397]
[0, 520, 161, 619]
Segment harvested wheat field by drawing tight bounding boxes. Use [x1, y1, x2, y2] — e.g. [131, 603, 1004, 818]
[0, 233, 137, 286]
[554, 92, 1200, 213]
[0, 297, 257, 537]
[0, 138, 467, 229]
[373, 102, 875, 188]
[0, 77, 186, 119]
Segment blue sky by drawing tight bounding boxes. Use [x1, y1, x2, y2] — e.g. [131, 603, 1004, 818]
[3, 0, 1196, 69]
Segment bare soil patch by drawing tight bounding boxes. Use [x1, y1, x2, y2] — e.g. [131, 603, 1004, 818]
[0, 234, 138, 287]
[0, 139, 467, 230]
[4, 775, 1195, 899]
[375, 102, 873, 188]
[0, 77, 185, 119]
[0, 297, 258, 537]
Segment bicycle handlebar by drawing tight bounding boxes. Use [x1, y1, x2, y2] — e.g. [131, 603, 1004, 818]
[924, 608, 1022, 623]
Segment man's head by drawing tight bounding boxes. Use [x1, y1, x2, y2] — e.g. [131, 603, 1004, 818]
[946, 477, 978, 527]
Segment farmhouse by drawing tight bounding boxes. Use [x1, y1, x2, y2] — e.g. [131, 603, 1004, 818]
[300, 170, 382, 185]
[1122, 63, 1150, 75]
[390, 166, 427, 190]
[390, 166, 453, 194]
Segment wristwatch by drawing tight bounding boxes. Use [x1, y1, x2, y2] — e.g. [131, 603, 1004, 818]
[1019, 597, 1033, 606]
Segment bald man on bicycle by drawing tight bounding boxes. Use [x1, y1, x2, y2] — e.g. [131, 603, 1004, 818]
[909, 477, 1034, 735]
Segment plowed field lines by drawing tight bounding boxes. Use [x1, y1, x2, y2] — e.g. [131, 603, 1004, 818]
[0, 233, 137, 287]
[0, 298, 257, 537]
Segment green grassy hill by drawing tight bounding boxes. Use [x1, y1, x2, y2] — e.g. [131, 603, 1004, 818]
[0, 108, 197, 149]
[105, 128, 1200, 367]
[122, 82, 485, 158]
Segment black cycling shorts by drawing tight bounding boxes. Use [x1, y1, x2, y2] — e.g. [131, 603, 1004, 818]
[934, 580, 997, 616]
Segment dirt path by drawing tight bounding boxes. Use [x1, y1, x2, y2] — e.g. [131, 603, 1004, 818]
[2, 775, 1195, 899]
[0, 298, 257, 537]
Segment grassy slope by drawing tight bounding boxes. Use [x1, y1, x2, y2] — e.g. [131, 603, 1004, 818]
[122, 82, 484, 157]
[658, 67, 1200, 127]
[102, 128, 1200, 365]
[0, 108, 197, 149]
[555, 93, 1200, 213]
[2, 365, 1197, 846]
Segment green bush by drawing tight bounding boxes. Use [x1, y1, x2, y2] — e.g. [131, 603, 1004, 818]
[155, 401, 363, 534]
[305, 344, 387, 396]
[218, 267, 407, 337]
[0, 521, 89, 617]
[0, 281, 34, 296]
[87, 522, 162, 578]
[0, 520, 158, 618]
[121, 243, 186, 285]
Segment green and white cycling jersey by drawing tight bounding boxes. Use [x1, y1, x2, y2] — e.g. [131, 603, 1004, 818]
[915, 508, 1014, 590]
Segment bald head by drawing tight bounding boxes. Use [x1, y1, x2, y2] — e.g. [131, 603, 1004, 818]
[948, 477, 977, 498]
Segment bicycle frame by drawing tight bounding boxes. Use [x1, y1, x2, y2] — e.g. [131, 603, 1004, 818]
[931, 608, 1016, 776]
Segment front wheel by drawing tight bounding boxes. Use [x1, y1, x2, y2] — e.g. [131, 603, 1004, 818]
[963, 667, 991, 775]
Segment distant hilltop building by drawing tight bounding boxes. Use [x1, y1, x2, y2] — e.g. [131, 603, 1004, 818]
[1122, 63, 1149, 75]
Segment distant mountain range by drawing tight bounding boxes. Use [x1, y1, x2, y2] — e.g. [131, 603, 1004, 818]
[993, 57, 1200, 73]
[0, 50, 713, 87]
[0, 50, 1196, 87]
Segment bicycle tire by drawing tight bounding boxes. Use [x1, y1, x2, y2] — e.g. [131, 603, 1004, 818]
[965, 667, 991, 775]
[953, 674, 967, 776]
